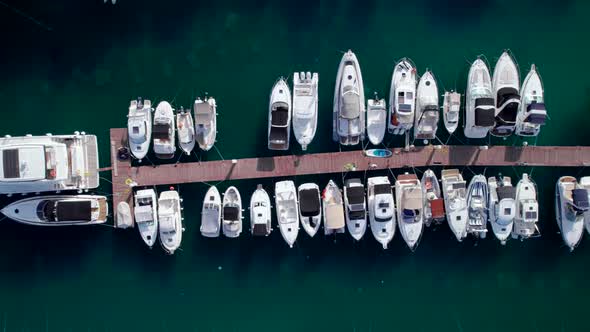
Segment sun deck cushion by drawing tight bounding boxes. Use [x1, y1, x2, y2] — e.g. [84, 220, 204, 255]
[474, 107, 495, 127]
[56, 200, 92, 221]
[342, 91, 360, 119]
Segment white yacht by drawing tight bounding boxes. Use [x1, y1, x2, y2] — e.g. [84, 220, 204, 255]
[153, 101, 176, 159]
[134, 189, 158, 248]
[292, 72, 318, 150]
[0, 133, 99, 195]
[275, 181, 299, 247]
[200, 186, 221, 237]
[414, 70, 439, 140]
[388, 58, 417, 135]
[555, 176, 588, 251]
[442, 91, 460, 134]
[116, 201, 133, 229]
[194, 97, 217, 151]
[464, 58, 496, 139]
[421, 169, 444, 227]
[1, 195, 108, 226]
[367, 96, 386, 145]
[367, 176, 395, 249]
[323, 180, 345, 235]
[441, 169, 468, 241]
[512, 174, 540, 240]
[344, 178, 367, 241]
[298, 183, 322, 237]
[333, 50, 365, 145]
[176, 106, 195, 155]
[579, 177, 590, 235]
[222, 186, 242, 238]
[488, 176, 516, 245]
[466, 175, 488, 239]
[127, 97, 152, 161]
[268, 78, 291, 150]
[158, 190, 182, 254]
[515, 64, 547, 137]
[249, 184, 272, 236]
[395, 173, 424, 251]
[491, 51, 520, 137]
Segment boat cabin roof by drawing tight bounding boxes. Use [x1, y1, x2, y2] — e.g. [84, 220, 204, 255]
[346, 186, 364, 205]
[271, 103, 289, 126]
[252, 224, 269, 236]
[195, 102, 212, 125]
[373, 183, 391, 195]
[223, 206, 240, 221]
[0, 146, 46, 181]
[41, 200, 92, 222]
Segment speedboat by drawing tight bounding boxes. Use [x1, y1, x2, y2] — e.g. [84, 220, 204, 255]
[367, 96, 386, 145]
[153, 101, 176, 159]
[367, 176, 395, 249]
[322, 180, 345, 235]
[1, 195, 108, 226]
[442, 91, 460, 134]
[395, 173, 424, 251]
[158, 190, 183, 254]
[579, 177, 590, 235]
[466, 175, 488, 239]
[268, 78, 291, 150]
[441, 169, 468, 241]
[488, 176, 516, 245]
[298, 183, 322, 237]
[464, 58, 495, 139]
[515, 64, 547, 137]
[292, 72, 318, 150]
[555, 176, 588, 251]
[200, 186, 221, 237]
[388, 58, 417, 135]
[176, 106, 195, 155]
[414, 70, 439, 140]
[275, 180, 299, 247]
[134, 189, 158, 248]
[333, 50, 365, 145]
[344, 178, 367, 241]
[116, 201, 133, 229]
[421, 169, 444, 227]
[194, 97, 217, 151]
[127, 97, 152, 161]
[249, 184, 272, 236]
[222, 186, 242, 238]
[512, 174, 540, 240]
[491, 51, 520, 137]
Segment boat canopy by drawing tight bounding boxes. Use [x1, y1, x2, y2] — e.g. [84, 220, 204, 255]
[524, 102, 547, 125]
[373, 183, 391, 195]
[269, 127, 287, 144]
[195, 103, 212, 125]
[223, 206, 240, 221]
[497, 186, 516, 200]
[153, 123, 171, 139]
[325, 204, 345, 229]
[474, 97, 495, 127]
[346, 186, 365, 205]
[299, 189, 320, 216]
[496, 87, 520, 108]
[271, 102, 289, 126]
[40, 200, 92, 222]
[342, 88, 360, 120]
[252, 224, 269, 236]
[572, 189, 590, 211]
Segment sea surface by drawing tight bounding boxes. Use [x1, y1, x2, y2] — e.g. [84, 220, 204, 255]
[0, 0, 590, 331]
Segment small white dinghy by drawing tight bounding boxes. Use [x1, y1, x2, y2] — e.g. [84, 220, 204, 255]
[153, 101, 176, 159]
[344, 178, 367, 241]
[250, 185, 272, 236]
[298, 183, 322, 237]
[515, 64, 547, 137]
[194, 97, 217, 151]
[116, 201, 133, 229]
[322, 180, 346, 236]
[414, 70, 439, 141]
[176, 107, 195, 155]
[442, 91, 460, 134]
[367, 176, 395, 249]
[158, 189, 183, 254]
[222, 186, 242, 238]
[200, 186, 221, 237]
[127, 97, 152, 162]
[367, 95, 386, 145]
[292, 72, 318, 150]
[268, 78, 292, 150]
[275, 180, 299, 247]
[134, 189, 158, 248]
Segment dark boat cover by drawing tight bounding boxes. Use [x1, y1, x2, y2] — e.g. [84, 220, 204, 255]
[252, 224, 269, 236]
[56, 200, 92, 221]
[475, 97, 495, 107]
[271, 103, 289, 126]
[374, 184, 391, 195]
[474, 97, 495, 127]
[223, 206, 239, 221]
[497, 186, 516, 200]
[153, 123, 171, 139]
[346, 186, 365, 205]
[572, 189, 589, 211]
[496, 87, 520, 108]
[2, 149, 20, 179]
[269, 126, 287, 143]
[300, 189, 320, 216]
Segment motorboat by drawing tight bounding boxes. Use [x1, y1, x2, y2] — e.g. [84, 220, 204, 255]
[200, 186, 221, 237]
[395, 173, 424, 251]
[555, 176, 588, 251]
[442, 91, 460, 134]
[322, 180, 345, 235]
[365, 149, 392, 158]
[388, 58, 417, 135]
[194, 97, 217, 151]
[0, 133, 99, 194]
[421, 169, 444, 227]
[515, 64, 547, 137]
[333, 50, 365, 145]
[367, 96, 386, 145]
[579, 177, 590, 235]
[1, 195, 108, 226]
[249, 184, 272, 236]
[268, 78, 291, 150]
[222, 186, 242, 238]
[134, 189, 158, 248]
[298, 183, 322, 237]
[153, 101, 176, 159]
[367, 176, 395, 249]
[127, 97, 152, 161]
[463, 58, 495, 139]
[491, 51, 520, 137]
[292, 72, 318, 150]
[414, 70, 439, 140]
[512, 174, 540, 240]
[158, 190, 183, 254]
[116, 201, 133, 229]
[176, 106, 195, 155]
[488, 176, 516, 245]
[344, 178, 367, 241]
[441, 169, 468, 241]
[275, 180, 299, 247]
[466, 175, 488, 239]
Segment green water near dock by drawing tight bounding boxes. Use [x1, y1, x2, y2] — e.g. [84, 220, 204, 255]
[1, 0, 590, 330]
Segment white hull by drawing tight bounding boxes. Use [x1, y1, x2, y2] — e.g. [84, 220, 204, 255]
[323, 180, 345, 235]
[134, 189, 158, 248]
[414, 70, 439, 140]
[292, 72, 318, 150]
[367, 176, 395, 249]
[268, 78, 292, 150]
[158, 190, 182, 254]
[464, 58, 495, 139]
[466, 175, 488, 239]
[441, 169, 468, 242]
[153, 101, 176, 159]
[222, 186, 242, 238]
[176, 110, 195, 155]
[344, 178, 367, 241]
[333, 50, 365, 145]
[250, 185, 272, 236]
[388, 58, 416, 135]
[421, 169, 443, 226]
[127, 98, 152, 160]
[555, 177, 585, 251]
[194, 97, 217, 151]
[396, 174, 424, 251]
[298, 183, 322, 237]
[367, 98, 386, 145]
[116, 201, 133, 229]
[513, 174, 540, 240]
[442, 91, 460, 134]
[490, 51, 520, 137]
[275, 181, 299, 247]
[488, 176, 515, 245]
[201, 186, 221, 237]
[515, 64, 546, 137]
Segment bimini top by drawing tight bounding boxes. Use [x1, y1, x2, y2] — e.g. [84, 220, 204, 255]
[342, 88, 360, 120]
[299, 188, 320, 216]
[346, 186, 365, 205]
[497, 186, 516, 201]
[153, 123, 171, 139]
[271, 102, 289, 126]
[40, 200, 92, 222]
[223, 206, 240, 221]
[474, 97, 495, 127]
[572, 189, 590, 212]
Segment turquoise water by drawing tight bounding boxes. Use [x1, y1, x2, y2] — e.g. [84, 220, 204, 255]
[1, 0, 590, 330]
